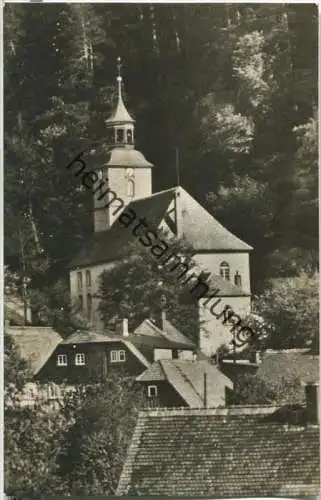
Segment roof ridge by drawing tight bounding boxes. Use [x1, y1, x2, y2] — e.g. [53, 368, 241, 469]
[138, 405, 280, 416]
[132, 186, 177, 203]
[158, 359, 167, 379]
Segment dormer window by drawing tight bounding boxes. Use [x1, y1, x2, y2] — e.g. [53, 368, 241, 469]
[220, 262, 230, 281]
[234, 271, 242, 287]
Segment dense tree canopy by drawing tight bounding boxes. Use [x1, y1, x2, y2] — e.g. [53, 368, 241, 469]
[4, 4, 318, 318]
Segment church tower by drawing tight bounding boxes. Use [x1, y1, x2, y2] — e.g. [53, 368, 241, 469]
[94, 58, 153, 232]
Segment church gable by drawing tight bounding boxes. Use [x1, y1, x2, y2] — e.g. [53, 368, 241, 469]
[177, 188, 252, 252]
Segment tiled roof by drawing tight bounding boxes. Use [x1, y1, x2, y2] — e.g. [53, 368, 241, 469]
[61, 330, 151, 368]
[256, 348, 319, 403]
[116, 406, 320, 497]
[68, 189, 175, 269]
[69, 187, 252, 270]
[136, 359, 233, 407]
[7, 326, 63, 375]
[130, 334, 194, 351]
[105, 92, 135, 124]
[133, 318, 195, 347]
[105, 148, 153, 168]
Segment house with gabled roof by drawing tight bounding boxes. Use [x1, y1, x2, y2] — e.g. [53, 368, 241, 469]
[5, 325, 64, 405]
[31, 317, 195, 387]
[136, 358, 233, 408]
[116, 383, 320, 497]
[67, 62, 253, 357]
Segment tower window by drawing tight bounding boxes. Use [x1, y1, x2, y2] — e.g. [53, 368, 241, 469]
[126, 129, 133, 144]
[127, 179, 135, 197]
[86, 270, 91, 288]
[116, 128, 125, 143]
[78, 295, 84, 311]
[234, 271, 242, 287]
[220, 262, 230, 281]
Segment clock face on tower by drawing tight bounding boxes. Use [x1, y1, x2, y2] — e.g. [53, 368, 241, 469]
[126, 168, 134, 178]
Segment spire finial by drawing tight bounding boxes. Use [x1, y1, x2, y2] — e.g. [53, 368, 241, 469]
[116, 56, 122, 99]
[117, 56, 122, 79]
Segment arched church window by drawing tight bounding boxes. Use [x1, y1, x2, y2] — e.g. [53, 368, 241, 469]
[220, 262, 230, 281]
[116, 128, 125, 143]
[234, 271, 242, 287]
[127, 179, 135, 197]
[126, 129, 133, 144]
[87, 293, 92, 321]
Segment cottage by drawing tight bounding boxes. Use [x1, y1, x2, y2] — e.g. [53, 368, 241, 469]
[136, 358, 232, 408]
[117, 383, 320, 497]
[37, 317, 195, 385]
[5, 326, 64, 405]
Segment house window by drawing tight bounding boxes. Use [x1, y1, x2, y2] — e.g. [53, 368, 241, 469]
[110, 350, 126, 363]
[85, 270, 91, 288]
[87, 293, 92, 320]
[220, 262, 230, 281]
[47, 384, 60, 400]
[57, 354, 67, 366]
[127, 179, 135, 197]
[147, 385, 158, 398]
[234, 271, 242, 287]
[75, 353, 86, 366]
[77, 271, 83, 292]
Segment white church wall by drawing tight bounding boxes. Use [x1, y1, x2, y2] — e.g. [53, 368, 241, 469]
[70, 261, 115, 331]
[194, 252, 251, 294]
[199, 295, 251, 357]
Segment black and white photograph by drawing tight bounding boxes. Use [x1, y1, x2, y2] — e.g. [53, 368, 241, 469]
[3, 3, 319, 498]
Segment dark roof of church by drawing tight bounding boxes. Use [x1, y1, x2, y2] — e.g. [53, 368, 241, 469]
[105, 148, 153, 168]
[69, 187, 252, 270]
[116, 406, 320, 497]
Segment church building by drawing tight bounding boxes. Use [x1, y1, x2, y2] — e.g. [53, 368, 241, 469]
[68, 61, 252, 357]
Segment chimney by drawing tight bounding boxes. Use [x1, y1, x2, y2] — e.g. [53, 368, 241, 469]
[115, 318, 129, 337]
[155, 311, 166, 331]
[122, 318, 129, 337]
[249, 350, 261, 364]
[4, 319, 10, 329]
[161, 310, 166, 331]
[305, 382, 319, 425]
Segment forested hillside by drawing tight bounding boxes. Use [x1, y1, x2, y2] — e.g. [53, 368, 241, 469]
[5, 4, 318, 297]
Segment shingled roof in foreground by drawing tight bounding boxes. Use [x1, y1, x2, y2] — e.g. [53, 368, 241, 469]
[116, 405, 319, 497]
